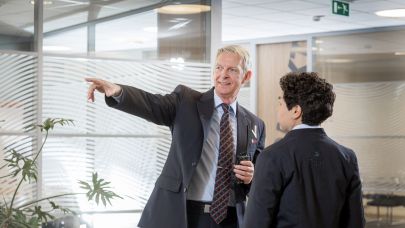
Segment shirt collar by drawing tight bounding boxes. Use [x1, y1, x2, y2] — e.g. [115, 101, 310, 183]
[292, 124, 321, 130]
[214, 90, 237, 115]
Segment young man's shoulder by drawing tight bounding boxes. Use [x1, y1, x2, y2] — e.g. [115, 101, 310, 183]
[327, 137, 358, 163]
[260, 134, 295, 159]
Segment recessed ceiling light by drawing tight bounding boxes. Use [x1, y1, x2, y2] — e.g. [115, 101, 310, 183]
[375, 9, 405, 18]
[158, 4, 211, 15]
[30, 0, 53, 5]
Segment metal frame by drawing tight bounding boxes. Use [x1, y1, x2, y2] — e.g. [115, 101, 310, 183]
[34, 0, 44, 203]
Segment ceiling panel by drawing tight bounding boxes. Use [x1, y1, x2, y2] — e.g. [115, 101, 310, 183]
[260, 0, 327, 11]
[251, 12, 310, 22]
[223, 0, 405, 41]
[225, 5, 278, 16]
[351, 1, 405, 12]
[226, 0, 286, 4]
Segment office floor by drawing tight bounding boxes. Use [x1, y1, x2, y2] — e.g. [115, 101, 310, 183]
[366, 222, 405, 228]
[366, 219, 405, 228]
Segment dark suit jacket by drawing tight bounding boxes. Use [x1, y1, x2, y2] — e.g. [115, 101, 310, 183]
[244, 128, 365, 228]
[105, 85, 266, 228]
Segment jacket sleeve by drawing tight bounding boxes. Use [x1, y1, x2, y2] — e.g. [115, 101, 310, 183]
[340, 153, 366, 228]
[105, 84, 184, 126]
[243, 150, 283, 228]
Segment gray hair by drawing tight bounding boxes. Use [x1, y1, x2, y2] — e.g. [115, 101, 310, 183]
[216, 45, 251, 74]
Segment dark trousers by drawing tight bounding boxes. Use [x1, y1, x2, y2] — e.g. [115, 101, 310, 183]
[187, 200, 238, 228]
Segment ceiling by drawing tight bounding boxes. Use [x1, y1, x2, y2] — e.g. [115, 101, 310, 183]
[1, 0, 405, 51]
[222, 0, 405, 41]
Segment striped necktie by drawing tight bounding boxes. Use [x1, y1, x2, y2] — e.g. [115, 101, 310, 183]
[210, 104, 234, 224]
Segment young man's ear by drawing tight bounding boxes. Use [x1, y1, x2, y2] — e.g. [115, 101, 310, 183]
[242, 70, 252, 84]
[292, 105, 303, 120]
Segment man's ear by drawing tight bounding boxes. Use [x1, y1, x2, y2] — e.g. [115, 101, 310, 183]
[241, 70, 252, 84]
[292, 105, 303, 120]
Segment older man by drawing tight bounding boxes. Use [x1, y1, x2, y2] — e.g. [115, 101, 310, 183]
[86, 45, 265, 228]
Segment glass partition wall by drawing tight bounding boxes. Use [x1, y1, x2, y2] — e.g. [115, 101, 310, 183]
[0, 1, 214, 227]
[314, 29, 405, 226]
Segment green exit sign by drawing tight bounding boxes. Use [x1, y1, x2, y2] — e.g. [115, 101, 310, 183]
[332, 0, 350, 16]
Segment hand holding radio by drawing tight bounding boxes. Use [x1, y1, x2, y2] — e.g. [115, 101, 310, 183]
[234, 154, 253, 184]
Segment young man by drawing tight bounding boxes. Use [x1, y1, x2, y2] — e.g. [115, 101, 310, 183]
[244, 72, 365, 228]
[86, 45, 266, 228]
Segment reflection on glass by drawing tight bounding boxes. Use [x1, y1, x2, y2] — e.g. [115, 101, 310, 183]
[42, 0, 162, 58]
[95, 11, 157, 59]
[314, 30, 405, 83]
[43, 27, 87, 54]
[43, 0, 161, 32]
[0, 0, 34, 51]
[157, 5, 211, 63]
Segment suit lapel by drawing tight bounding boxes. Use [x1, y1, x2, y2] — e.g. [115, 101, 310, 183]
[236, 105, 250, 157]
[197, 88, 215, 141]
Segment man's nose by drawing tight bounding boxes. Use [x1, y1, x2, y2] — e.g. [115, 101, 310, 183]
[218, 69, 229, 78]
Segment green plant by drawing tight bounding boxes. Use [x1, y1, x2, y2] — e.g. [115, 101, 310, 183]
[0, 118, 122, 228]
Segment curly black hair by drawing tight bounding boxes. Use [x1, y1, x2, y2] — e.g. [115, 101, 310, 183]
[280, 72, 336, 125]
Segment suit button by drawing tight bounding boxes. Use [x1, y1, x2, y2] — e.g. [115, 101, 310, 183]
[192, 162, 197, 167]
[184, 187, 187, 192]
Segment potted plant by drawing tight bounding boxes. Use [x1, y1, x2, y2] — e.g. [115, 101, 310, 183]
[0, 118, 121, 228]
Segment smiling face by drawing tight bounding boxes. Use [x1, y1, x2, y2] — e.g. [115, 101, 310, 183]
[213, 52, 251, 104]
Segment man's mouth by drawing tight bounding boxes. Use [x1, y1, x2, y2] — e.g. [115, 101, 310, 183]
[218, 81, 231, 86]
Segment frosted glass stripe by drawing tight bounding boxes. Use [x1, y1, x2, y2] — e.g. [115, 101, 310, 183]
[0, 53, 37, 132]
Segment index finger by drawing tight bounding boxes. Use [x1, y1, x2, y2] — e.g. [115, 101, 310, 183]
[87, 84, 97, 102]
[85, 77, 100, 83]
[239, 160, 253, 167]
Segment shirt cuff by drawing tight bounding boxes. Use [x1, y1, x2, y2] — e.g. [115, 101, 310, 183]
[112, 89, 123, 102]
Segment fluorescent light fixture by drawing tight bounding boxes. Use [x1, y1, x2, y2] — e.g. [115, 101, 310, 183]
[324, 59, 353, 63]
[169, 20, 192, 31]
[158, 4, 211, 14]
[395, 52, 405, 55]
[143, 27, 158, 33]
[43, 45, 71, 51]
[315, 40, 324, 44]
[375, 9, 405, 18]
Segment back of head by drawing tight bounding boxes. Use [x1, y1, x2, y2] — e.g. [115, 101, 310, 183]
[216, 45, 251, 74]
[280, 72, 335, 125]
